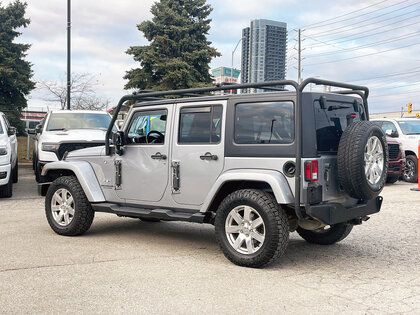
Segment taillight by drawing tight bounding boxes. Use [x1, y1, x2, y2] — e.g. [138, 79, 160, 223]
[305, 160, 318, 182]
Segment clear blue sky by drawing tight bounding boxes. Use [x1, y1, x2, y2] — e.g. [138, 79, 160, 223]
[5, 0, 420, 113]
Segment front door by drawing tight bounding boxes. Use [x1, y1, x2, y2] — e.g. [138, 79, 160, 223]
[116, 106, 172, 203]
[171, 101, 225, 206]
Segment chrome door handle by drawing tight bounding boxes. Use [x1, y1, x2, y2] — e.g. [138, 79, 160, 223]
[151, 152, 167, 160]
[200, 152, 218, 161]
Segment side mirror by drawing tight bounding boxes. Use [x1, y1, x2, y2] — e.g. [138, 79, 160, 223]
[385, 129, 398, 137]
[27, 128, 36, 135]
[113, 131, 124, 156]
[35, 124, 42, 134]
[7, 127, 16, 136]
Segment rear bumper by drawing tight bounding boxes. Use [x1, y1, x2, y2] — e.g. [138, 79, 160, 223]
[305, 196, 383, 225]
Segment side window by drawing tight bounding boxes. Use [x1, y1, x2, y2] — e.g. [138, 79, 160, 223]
[126, 110, 167, 145]
[381, 121, 397, 135]
[178, 105, 222, 144]
[235, 101, 294, 144]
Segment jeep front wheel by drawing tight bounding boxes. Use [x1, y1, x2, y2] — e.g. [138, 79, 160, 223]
[215, 189, 289, 268]
[45, 176, 94, 236]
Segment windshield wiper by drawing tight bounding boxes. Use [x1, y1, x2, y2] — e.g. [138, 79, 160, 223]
[48, 128, 67, 131]
[328, 105, 350, 111]
[406, 132, 420, 135]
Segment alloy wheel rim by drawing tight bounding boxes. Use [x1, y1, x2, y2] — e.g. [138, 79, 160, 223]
[404, 160, 415, 180]
[364, 136, 384, 185]
[225, 205, 265, 255]
[51, 188, 75, 226]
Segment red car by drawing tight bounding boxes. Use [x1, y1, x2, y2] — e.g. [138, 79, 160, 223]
[386, 137, 405, 184]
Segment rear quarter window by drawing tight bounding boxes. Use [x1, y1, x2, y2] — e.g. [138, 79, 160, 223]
[234, 101, 294, 144]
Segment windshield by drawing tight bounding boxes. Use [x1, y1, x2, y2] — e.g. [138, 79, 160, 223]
[46, 113, 111, 131]
[0, 120, 3, 134]
[397, 120, 420, 135]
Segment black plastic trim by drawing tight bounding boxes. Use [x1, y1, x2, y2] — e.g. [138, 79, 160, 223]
[305, 196, 382, 225]
[91, 203, 209, 223]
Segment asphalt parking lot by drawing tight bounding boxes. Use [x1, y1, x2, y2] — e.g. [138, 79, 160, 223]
[0, 166, 419, 314]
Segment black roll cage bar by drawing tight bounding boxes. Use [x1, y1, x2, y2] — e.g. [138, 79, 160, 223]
[106, 77, 369, 219]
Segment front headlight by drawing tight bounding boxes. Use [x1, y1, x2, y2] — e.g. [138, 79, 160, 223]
[42, 143, 60, 152]
[0, 147, 7, 156]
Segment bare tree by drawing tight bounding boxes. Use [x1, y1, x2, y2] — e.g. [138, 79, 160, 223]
[37, 73, 110, 110]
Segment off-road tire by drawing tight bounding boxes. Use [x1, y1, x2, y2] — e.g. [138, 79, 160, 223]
[45, 176, 94, 236]
[0, 174, 13, 198]
[386, 175, 399, 184]
[403, 155, 417, 183]
[296, 223, 353, 245]
[12, 160, 18, 183]
[215, 189, 289, 268]
[338, 121, 388, 200]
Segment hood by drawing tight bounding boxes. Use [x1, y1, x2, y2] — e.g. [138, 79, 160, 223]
[42, 129, 107, 143]
[66, 145, 105, 158]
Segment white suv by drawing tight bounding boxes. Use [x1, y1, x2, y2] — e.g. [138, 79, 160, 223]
[31, 110, 113, 182]
[0, 112, 18, 198]
[372, 118, 420, 182]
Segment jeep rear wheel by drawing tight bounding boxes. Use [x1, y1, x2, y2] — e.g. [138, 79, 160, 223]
[297, 223, 353, 245]
[338, 121, 388, 200]
[215, 189, 289, 268]
[45, 176, 94, 236]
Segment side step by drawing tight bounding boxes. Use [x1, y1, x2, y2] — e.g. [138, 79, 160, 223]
[92, 203, 209, 223]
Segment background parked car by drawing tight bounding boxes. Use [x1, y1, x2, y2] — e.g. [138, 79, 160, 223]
[0, 112, 18, 197]
[29, 110, 113, 182]
[372, 118, 420, 182]
[386, 137, 405, 184]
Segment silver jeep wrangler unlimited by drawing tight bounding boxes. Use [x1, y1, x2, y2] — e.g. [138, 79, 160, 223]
[40, 78, 388, 267]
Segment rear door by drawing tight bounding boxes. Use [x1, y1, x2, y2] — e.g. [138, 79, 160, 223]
[171, 101, 225, 206]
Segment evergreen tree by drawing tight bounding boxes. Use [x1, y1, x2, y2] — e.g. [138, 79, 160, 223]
[0, 1, 34, 134]
[124, 0, 220, 91]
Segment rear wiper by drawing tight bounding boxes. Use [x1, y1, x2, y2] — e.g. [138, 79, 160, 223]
[328, 105, 350, 111]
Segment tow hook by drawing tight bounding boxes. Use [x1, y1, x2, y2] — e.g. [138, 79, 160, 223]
[349, 216, 369, 225]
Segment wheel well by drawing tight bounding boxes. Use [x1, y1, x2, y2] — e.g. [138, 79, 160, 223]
[39, 169, 77, 196]
[43, 169, 76, 183]
[207, 181, 273, 213]
[405, 150, 416, 157]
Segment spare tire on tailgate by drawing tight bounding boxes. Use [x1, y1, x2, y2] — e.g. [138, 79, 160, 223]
[338, 121, 388, 200]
